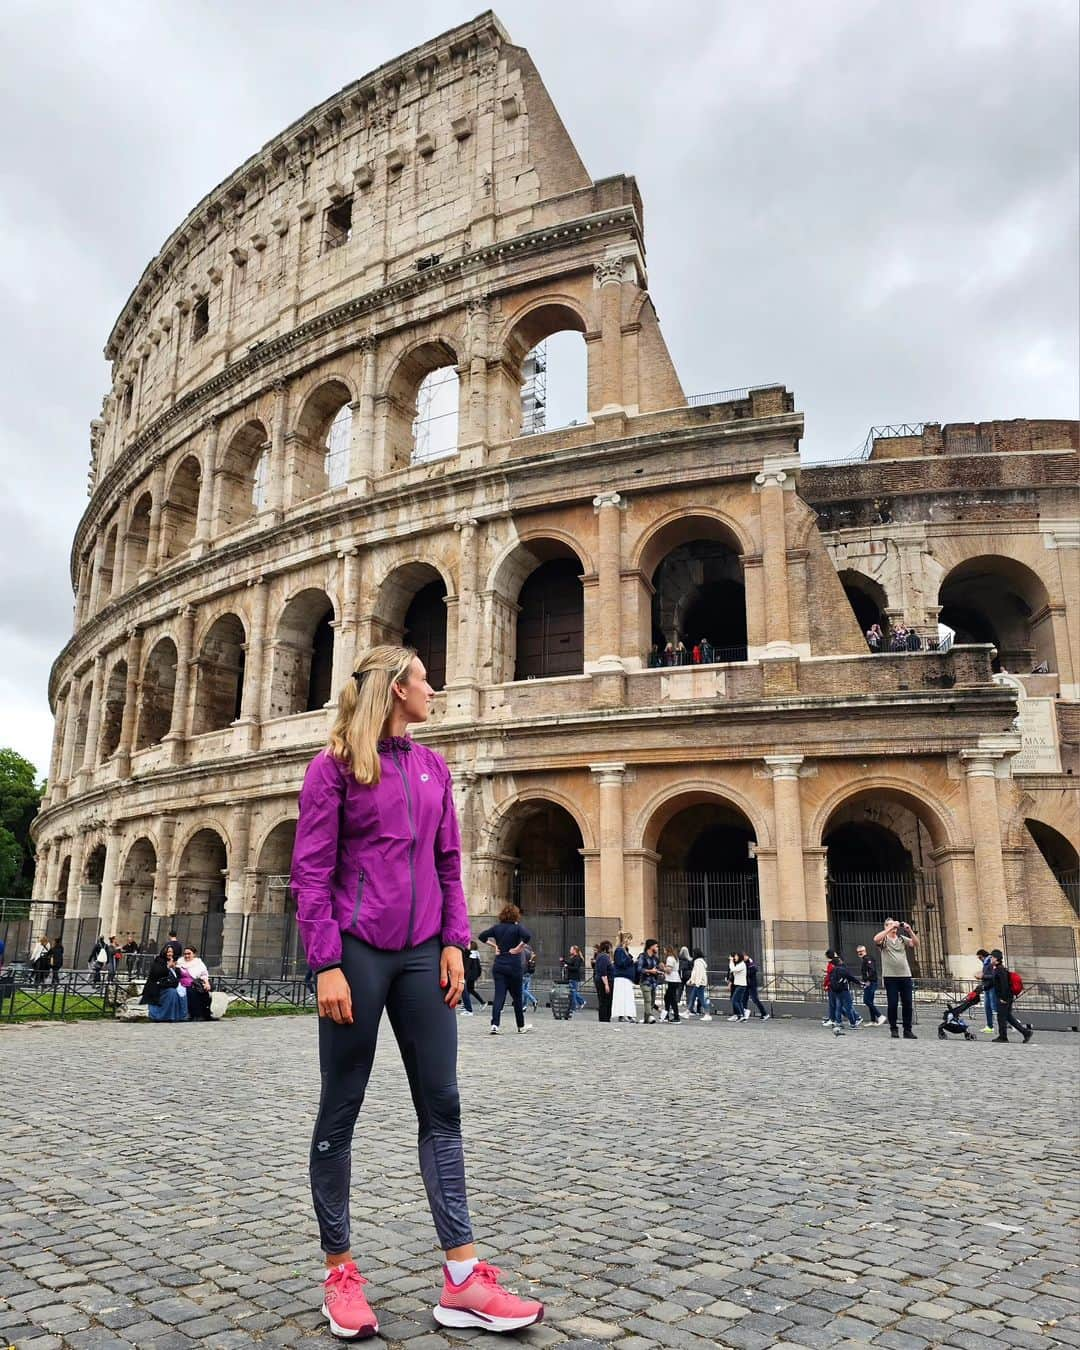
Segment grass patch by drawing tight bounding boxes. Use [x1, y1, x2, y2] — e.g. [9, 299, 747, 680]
[3, 989, 116, 1021]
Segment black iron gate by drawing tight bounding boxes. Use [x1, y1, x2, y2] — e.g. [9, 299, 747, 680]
[142, 903, 229, 970]
[658, 870, 763, 968]
[826, 869, 947, 978]
[511, 869, 585, 980]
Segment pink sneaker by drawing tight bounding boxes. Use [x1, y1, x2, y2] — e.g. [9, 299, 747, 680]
[434, 1261, 544, 1332]
[322, 1261, 379, 1339]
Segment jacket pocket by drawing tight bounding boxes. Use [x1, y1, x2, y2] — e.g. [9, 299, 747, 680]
[348, 869, 366, 930]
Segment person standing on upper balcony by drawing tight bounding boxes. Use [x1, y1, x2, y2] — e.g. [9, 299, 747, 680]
[291, 645, 544, 1339]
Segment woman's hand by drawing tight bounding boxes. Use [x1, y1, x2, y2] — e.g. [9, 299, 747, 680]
[440, 946, 466, 1008]
[317, 968, 354, 1024]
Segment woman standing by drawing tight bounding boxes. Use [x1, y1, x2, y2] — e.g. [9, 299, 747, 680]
[478, 906, 533, 1036]
[291, 646, 543, 1338]
[611, 932, 638, 1022]
[662, 947, 683, 1024]
[686, 950, 712, 1020]
[564, 945, 587, 1015]
[728, 953, 748, 1021]
[593, 941, 614, 1023]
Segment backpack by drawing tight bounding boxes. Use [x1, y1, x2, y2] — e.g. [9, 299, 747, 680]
[830, 965, 851, 993]
[632, 954, 643, 985]
[679, 954, 693, 982]
[1009, 970, 1024, 997]
[525, 949, 537, 974]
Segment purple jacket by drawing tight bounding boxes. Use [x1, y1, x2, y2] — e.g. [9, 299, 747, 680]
[290, 736, 470, 973]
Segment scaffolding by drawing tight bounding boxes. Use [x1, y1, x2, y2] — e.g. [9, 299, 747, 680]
[521, 343, 547, 435]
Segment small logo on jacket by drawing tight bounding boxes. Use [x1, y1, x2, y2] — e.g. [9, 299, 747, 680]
[420, 773, 430, 782]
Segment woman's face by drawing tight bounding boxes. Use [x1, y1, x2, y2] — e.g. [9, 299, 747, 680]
[393, 657, 435, 725]
[183, 949, 195, 962]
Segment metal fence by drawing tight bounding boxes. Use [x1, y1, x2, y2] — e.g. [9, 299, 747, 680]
[1004, 924, 1079, 985]
[658, 870, 763, 967]
[826, 871, 948, 978]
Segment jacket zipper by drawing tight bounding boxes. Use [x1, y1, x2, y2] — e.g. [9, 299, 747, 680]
[348, 869, 366, 930]
[391, 747, 418, 946]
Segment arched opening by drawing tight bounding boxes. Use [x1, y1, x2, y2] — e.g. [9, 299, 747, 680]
[938, 556, 1055, 674]
[374, 563, 449, 691]
[71, 683, 93, 772]
[55, 856, 71, 906]
[650, 532, 746, 664]
[161, 456, 202, 560]
[295, 380, 353, 497]
[123, 493, 152, 587]
[838, 569, 890, 644]
[192, 614, 246, 734]
[82, 843, 107, 925]
[135, 638, 178, 749]
[98, 660, 127, 762]
[512, 549, 585, 681]
[652, 796, 760, 962]
[504, 304, 589, 438]
[218, 420, 270, 531]
[268, 590, 336, 718]
[173, 828, 228, 967]
[1025, 819, 1079, 917]
[501, 800, 585, 980]
[385, 341, 460, 468]
[823, 793, 946, 976]
[99, 523, 119, 604]
[248, 820, 301, 976]
[117, 838, 156, 940]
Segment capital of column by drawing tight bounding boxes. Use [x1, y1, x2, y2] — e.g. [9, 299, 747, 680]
[465, 294, 491, 317]
[590, 762, 627, 786]
[454, 515, 480, 532]
[754, 468, 788, 490]
[763, 754, 805, 780]
[356, 333, 377, 354]
[594, 258, 628, 287]
[960, 734, 1022, 776]
[593, 492, 625, 513]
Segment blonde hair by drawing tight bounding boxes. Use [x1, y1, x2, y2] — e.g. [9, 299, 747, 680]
[328, 644, 418, 784]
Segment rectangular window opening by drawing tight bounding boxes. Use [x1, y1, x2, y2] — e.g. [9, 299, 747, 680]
[191, 296, 210, 343]
[324, 198, 353, 252]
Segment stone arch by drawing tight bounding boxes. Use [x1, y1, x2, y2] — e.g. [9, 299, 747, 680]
[498, 298, 590, 438]
[251, 817, 298, 914]
[54, 855, 71, 906]
[293, 378, 356, 500]
[382, 337, 461, 468]
[218, 419, 270, 530]
[161, 454, 202, 560]
[480, 785, 597, 857]
[838, 568, 891, 638]
[809, 778, 956, 855]
[123, 492, 153, 588]
[373, 561, 452, 691]
[938, 554, 1055, 674]
[174, 825, 229, 916]
[99, 521, 120, 604]
[98, 658, 128, 761]
[631, 507, 752, 576]
[192, 612, 246, 734]
[82, 842, 107, 922]
[488, 535, 589, 683]
[71, 680, 93, 771]
[637, 781, 772, 855]
[135, 636, 178, 749]
[267, 588, 336, 717]
[117, 836, 157, 938]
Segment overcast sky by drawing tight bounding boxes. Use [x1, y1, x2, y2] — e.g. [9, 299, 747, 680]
[2, 0, 1077, 779]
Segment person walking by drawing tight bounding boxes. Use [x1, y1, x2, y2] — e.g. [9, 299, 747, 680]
[874, 917, 918, 1039]
[976, 948, 997, 1035]
[825, 951, 862, 1034]
[479, 906, 533, 1036]
[162, 930, 183, 963]
[291, 645, 543, 1338]
[611, 933, 638, 1022]
[677, 945, 693, 1007]
[520, 941, 540, 1012]
[49, 936, 65, 987]
[564, 946, 587, 1015]
[465, 943, 487, 1008]
[593, 941, 614, 1023]
[636, 940, 664, 1024]
[856, 944, 885, 1025]
[742, 953, 769, 1020]
[685, 950, 713, 1020]
[662, 947, 683, 1023]
[989, 950, 1033, 1043]
[727, 953, 748, 1021]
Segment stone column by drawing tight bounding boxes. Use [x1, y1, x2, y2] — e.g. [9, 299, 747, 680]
[32, 839, 51, 902]
[592, 492, 625, 667]
[87, 532, 107, 617]
[764, 755, 810, 973]
[114, 626, 144, 780]
[594, 260, 626, 413]
[348, 334, 377, 493]
[45, 690, 67, 803]
[79, 654, 107, 784]
[445, 517, 481, 721]
[960, 747, 1013, 947]
[143, 463, 167, 577]
[193, 417, 220, 550]
[162, 605, 196, 765]
[58, 687, 80, 793]
[461, 296, 490, 453]
[99, 823, 122, 933]
[753, 465, 796, 654]
[152, 817, 178, 920]
[67, 833, 86, 921]
[331, 548, 361, 696]
[236, 578, 268, 752]
[590, 763, 629, 933]
[266, 380, 288, 517]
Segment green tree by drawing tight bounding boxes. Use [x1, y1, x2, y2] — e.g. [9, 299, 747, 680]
[0, 749, 45, 899]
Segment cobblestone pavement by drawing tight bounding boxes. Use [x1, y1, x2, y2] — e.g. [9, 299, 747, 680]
[1, 1010, 1078, 1350]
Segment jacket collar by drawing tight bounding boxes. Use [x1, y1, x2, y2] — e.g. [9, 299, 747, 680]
[377, 735, 413, 754]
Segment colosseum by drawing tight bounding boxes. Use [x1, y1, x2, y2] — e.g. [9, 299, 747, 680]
[31, 12, 1080, 986]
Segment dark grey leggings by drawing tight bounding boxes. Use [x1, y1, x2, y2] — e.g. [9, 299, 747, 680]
[310, 936, 474, 1254]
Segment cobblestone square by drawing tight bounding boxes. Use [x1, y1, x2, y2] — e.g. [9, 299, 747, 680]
[1, 1013, 1077, 1350]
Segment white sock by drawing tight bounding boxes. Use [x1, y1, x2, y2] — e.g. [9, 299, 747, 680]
[447, 1257, 478, 1286]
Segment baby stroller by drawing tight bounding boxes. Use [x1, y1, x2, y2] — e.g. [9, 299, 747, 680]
[938, 988, 980, 1040]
